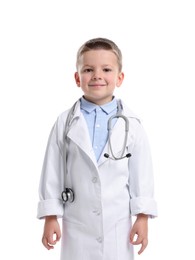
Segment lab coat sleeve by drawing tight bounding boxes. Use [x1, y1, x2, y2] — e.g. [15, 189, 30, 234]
[37, 117, 65, 219]
[129, 122, 158, 218]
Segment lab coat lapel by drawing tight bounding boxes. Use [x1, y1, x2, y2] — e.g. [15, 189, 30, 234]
[67, 110, 97, 167]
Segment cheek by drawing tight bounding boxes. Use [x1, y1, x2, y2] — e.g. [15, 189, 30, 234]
[80, 77, 87, 85]
[108, 73, 118, 81]
[110, 76, 119, 85]
[81, 75, 91, 84]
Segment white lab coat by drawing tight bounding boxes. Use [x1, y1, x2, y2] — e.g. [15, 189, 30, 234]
[37, 99, 157, 260]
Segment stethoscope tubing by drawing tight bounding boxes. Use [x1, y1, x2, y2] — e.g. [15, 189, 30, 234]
[107, 113, 130, 160]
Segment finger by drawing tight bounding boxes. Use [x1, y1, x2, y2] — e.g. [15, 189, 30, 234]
[131, 236, 142, 245]
[129, 229, 136, 243]
[55, 230, 61, 242]
[47, 235, 57, 246]
[138, 239, 148, 255]
[42, 236, 54, 250]
[130, 231, 141, 245]
[42, 234, 57, 250]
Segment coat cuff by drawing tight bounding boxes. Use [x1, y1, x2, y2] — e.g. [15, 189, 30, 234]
[130, 197, 158, 218]
[37, 199, 64, 219]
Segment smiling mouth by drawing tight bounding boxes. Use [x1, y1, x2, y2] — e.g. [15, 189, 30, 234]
[88, 84, 106, 87]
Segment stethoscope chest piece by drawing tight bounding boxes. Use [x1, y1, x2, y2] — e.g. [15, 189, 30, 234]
[61, 188, 74, 203]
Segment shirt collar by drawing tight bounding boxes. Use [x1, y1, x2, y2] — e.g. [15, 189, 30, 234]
[80, 96, 117, 115]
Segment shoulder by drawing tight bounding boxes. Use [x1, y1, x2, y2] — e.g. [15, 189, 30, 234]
[121, 101, 142, 124]
[120, 101, 148, 139]
[57, 100, 81, 124]
[57, 109, 70, 123]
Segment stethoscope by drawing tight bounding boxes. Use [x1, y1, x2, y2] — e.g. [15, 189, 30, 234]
[61, 99, 131, 203]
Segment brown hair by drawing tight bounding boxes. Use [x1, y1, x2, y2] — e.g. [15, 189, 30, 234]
[76, 37, 122, 72]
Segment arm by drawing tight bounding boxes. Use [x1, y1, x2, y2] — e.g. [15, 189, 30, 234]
[37, 118, 65, 219]
[130, 214, 148, 254]
[128, 122, 157, 253]
[42, 215, 61, 250]
[37, 118, 65, 248]
[129, 122, 158, 217]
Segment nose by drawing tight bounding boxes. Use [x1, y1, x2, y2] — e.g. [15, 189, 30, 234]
[92, 70, 102, 80]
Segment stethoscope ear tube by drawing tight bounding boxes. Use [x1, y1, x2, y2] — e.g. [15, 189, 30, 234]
[104, 152, 131, 160]
[107, 114, 129, 132]
[106, 107, 130, 160]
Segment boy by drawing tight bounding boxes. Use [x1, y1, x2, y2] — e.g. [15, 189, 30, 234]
[37, 37, 157, 260]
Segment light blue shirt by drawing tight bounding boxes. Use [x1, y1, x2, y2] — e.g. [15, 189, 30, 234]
[80, 97, 118, 161]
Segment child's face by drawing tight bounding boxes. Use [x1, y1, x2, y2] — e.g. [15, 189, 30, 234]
[75, 50, 124, 105]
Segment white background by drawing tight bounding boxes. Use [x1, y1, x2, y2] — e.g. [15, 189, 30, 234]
[0, 0, 195, 259]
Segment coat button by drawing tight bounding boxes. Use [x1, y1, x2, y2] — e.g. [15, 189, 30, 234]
[93, 209, 101, 215]
[92, 177, 98, 183]
[96, 237, 103, 243]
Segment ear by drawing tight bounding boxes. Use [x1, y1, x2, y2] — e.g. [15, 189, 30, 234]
[116, 72, 124, 88]
[74, 72, 80, 87]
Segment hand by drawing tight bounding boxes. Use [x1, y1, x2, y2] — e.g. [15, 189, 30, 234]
[130, 214, 148, 255]
[42, 216, 61, 250]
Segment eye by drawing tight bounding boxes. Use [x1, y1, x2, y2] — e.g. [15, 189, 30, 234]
[103, 68, 112, 72]
[83, 68, 93, 73]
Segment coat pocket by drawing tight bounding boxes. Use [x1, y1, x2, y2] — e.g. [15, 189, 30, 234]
[61, 219, 84, 260]
[116, 218, 134, 260]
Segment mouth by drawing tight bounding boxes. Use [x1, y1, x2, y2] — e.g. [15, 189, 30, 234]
[88, 83, 106, 87]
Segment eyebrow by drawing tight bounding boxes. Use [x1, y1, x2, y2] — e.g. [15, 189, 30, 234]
[82, 64, 114, 68]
